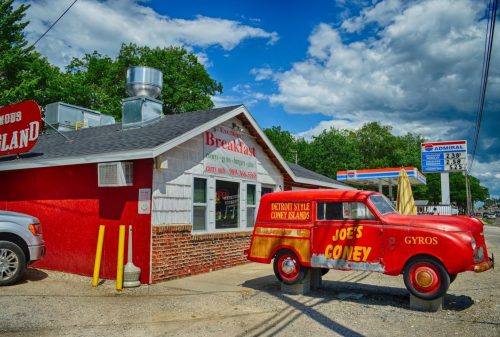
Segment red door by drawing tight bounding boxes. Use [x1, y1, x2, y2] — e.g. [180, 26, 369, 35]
[311, 200, 384, 273]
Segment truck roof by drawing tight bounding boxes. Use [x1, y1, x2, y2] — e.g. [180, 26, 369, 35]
[260, 189, 380, 203]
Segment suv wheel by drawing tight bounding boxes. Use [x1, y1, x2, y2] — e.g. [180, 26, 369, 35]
[0, 241, 26, 286]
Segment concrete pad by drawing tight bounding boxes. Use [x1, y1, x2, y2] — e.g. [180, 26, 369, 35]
[410, 294, 444, 311]
[281, 272, 311, 295]
[310, 268, 322, 290]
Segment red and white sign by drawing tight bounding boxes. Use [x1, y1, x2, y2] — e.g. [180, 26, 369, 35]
[138, 188, 151, 214]
[204, 125, 258, 180]
[0, 100, 42, 156]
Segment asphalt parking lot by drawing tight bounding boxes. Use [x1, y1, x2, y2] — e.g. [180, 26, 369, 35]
[1, 226, 499, 337]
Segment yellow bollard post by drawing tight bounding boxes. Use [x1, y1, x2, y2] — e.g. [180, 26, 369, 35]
[116, 225, 126, 291]
[92, 225, 105, 287]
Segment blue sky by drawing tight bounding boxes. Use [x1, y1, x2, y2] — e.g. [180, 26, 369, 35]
[16, 0, 500, 197]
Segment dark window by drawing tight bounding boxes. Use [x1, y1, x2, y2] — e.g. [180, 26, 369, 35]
[317, 202, 376, 220]
[216, 180, 240, 229]
[261, 187, 274, 197]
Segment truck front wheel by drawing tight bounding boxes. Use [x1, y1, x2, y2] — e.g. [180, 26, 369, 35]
[0, 241, 26, 286]
[273, 249, 309, 285]
[403, 256, 450, 300]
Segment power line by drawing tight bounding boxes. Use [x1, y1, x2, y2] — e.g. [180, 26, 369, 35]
[31, 0, 79, 47]
[468, 0, 499, 173]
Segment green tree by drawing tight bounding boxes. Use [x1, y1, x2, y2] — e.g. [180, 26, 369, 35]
[263, 126, 307, 163]
[390, 133, 426, 169]
[304, 127, 365, 179]
[62, 44, 223, 119]
[351, 122, 396, 168]
[0, 0, 58, 107]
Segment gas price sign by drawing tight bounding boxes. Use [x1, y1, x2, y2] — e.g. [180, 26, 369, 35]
[421, 140, 467, 173]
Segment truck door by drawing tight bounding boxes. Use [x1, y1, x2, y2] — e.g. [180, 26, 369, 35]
[311, 201, 384, 273]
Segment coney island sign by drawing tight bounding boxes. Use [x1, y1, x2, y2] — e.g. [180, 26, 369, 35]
[0, 101, 42, 156]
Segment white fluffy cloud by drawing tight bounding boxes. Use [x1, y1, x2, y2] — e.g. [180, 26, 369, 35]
[261, 0, 490, 120]
[17, 0, 278, 67]
[252, 0, 500, 195]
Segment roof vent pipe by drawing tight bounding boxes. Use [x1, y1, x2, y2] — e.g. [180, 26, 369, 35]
[122, 66, 164, 130]
[126, 66, 163, 98]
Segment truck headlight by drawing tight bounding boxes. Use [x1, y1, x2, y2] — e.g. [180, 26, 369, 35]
[471, 236, 476, 251]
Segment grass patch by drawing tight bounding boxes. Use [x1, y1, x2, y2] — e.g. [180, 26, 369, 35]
[481, 219, 493, 225]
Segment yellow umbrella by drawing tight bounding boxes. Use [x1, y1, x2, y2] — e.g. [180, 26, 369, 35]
[396, 168, 417, 215]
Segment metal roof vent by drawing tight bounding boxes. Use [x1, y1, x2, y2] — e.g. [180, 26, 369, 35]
[126, 66, 163, 99]
[122, 67, 163, 130]
[98, 162, 133, 187]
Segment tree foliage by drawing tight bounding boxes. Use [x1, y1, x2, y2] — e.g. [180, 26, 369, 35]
[0, 4, 223, 118]
[264, 123, 490, 209]
[59, 44, 223, 119]
[0, 0, 59, 107]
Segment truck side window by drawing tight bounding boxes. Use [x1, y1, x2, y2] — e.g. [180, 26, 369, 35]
[317, 202, 375, 221]
[317, 202, 343, 220]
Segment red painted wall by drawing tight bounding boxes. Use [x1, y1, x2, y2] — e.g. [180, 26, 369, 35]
[0, 159, 153, 283]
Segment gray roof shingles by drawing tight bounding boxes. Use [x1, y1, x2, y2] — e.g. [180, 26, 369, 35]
[0, 104, 349, 188]
[286, 161, 351, 188]
[0, 105, 242, 163]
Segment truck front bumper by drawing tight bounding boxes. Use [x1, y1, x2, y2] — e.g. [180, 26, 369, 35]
[28, 244, 46, 262]
[473, 254, 494, 273]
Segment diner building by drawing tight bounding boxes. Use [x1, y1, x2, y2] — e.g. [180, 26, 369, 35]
[0, 104, 353, 283]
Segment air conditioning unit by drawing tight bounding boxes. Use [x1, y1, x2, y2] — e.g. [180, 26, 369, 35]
[98, 162, 133, 187]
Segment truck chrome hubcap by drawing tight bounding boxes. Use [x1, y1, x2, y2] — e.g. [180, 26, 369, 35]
[281, 259, 296, 274]
[415, 270, 433, 287]
[411, 263, 440, 293]
[0, 248, 19, 280]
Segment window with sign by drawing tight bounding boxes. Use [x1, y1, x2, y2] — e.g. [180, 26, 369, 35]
[247, 184, 256, 227]
[216, 180, 240, 229]
[193, 178, 208, 231]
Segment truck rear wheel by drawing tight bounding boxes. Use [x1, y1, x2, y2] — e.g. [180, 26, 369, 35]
[273, 249, 309, 285]
[403, 256, 450, 300]
[0, 241, 26, 286]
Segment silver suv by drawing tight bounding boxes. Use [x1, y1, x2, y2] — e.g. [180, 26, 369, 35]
[0, 211, 46, 286]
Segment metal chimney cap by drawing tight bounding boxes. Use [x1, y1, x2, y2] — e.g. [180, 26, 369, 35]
[126, 66, 163, 99]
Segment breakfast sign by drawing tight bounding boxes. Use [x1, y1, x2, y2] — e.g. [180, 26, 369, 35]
[0, 101, 42, 156]
[204, 125, 258, 180]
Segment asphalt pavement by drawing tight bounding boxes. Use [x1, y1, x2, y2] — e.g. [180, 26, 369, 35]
[1, 219, 499, 336]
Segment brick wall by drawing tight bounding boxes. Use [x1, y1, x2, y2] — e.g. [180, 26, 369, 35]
[152, 225, 253, 283]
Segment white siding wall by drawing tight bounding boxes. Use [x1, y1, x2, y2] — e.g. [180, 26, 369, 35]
[152, 117, 283, 230]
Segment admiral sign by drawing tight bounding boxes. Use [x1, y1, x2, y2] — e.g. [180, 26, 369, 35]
[204, 125, 258, 180]
[0, 101, 42, 156]
[421, 140, 467, 173]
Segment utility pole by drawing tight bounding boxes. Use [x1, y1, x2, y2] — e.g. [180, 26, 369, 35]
[290, 150, 298, 164]
[465, 171, 471, 216]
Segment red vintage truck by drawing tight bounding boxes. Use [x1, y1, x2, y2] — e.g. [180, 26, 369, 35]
[244, 190, 493, 300]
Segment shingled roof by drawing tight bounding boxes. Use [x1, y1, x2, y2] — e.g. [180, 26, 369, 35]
[0, 104, 353, 189]
[0, 105, 241, 164]
[286, 161, 351, 188]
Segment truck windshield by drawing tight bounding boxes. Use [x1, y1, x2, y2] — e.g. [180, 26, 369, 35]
[369, 195, 398, 215]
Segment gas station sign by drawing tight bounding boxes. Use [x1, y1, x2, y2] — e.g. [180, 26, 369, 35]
[0, 101, 42, 156]
[421, 140, 467, 173]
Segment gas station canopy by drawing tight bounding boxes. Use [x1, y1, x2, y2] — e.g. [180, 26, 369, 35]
[337, 167, 426, 197]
